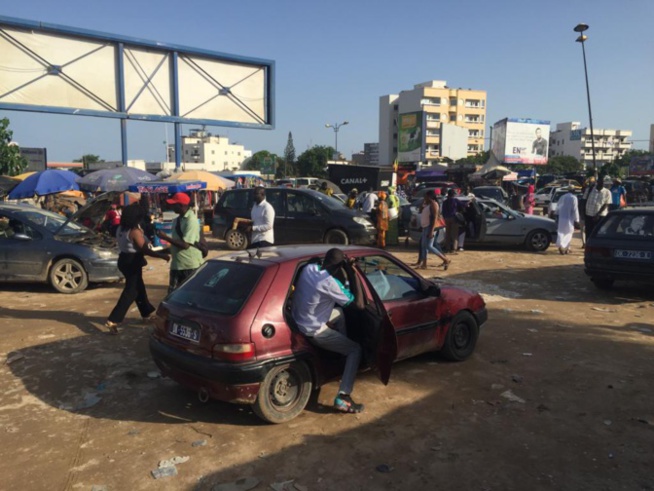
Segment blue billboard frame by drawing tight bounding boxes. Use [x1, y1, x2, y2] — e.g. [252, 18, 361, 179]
[0, 15, 275, 167]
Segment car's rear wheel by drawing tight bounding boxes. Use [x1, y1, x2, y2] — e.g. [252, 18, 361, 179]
[324, 228, 349, 245]
[252, 362, 312, 424]
[525, 229, 551, 252]
[49, 258, 88, 294]
[225, 229, 248, 250]
[441, 311, 479, 361]
[591, 277, 614, 290]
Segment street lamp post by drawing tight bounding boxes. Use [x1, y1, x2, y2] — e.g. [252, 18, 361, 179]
[325, 121, 349, 160]
[574, 23, 597, 175]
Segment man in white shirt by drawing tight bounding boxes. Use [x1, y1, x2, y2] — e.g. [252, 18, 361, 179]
[291, 248, 366, 413]
[246, 186, 275, 248]
[362, 189, 378, 223]
[585, 178, 611, 240]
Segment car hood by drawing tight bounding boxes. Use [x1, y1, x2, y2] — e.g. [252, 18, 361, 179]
[54, 192, 119, 236]
[56, 231, 119, 252]
[516, 213, 557, 228]
[332, 207, 375, 223]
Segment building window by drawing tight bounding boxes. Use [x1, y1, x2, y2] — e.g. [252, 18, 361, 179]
[212, 150, 215, 154]
[449, 98, 457, 106]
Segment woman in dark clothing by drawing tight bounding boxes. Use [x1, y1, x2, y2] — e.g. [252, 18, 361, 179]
[105, 204, 170, 334]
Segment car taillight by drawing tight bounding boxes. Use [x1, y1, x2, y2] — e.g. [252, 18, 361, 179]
[586, 246, 610, 257]
[212, 343, 255, 362]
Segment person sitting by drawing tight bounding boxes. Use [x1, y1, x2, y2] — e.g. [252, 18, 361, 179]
[291, 248, 366, 413]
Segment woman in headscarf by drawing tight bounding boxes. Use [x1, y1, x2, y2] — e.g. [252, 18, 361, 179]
[524, 184, 536, 215]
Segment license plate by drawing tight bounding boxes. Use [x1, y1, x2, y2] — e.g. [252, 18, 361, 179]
[614, 249, 652, 260]
[169, 322, 200, 342]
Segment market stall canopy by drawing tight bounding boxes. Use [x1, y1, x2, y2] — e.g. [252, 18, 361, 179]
[8, 169, 80, 199]
[128, 180, 207, 194]
[166, 170, 234, 191]
[76, 167, 157, 192]
[416, 165, 448, 179]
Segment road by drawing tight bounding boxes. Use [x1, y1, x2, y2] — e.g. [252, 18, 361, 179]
[1, 235, 652, 491]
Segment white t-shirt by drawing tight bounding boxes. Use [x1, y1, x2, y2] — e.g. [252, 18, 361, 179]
[251, 199, 275, 244]
[291, 264, 354, 336]
[363, 193, 378, 213]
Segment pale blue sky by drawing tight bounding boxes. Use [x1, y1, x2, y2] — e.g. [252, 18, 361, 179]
[1, 0, 653, 163]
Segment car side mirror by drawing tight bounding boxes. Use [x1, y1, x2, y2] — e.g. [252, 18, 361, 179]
[424, 283, 441, 297]
[13, 233, 31, 241]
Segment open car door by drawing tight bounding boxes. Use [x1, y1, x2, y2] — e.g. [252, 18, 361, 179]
[346, 263, 398, 385]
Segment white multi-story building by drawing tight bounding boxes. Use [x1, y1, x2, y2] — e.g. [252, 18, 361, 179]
[379, 80, 487, 167]
[549, 122, 632, 167]
[166, 129, 252, 171]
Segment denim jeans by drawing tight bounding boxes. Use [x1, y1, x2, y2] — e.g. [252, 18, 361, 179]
[419, 227, 444, 262]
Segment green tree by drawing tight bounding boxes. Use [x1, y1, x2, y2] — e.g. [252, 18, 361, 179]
[73, 154, 104, 168]
[245, 150, 278, 174]
[542, 155, 583, 175]
[612, 150, 651, 175]
[454, 150, 489, 167]
[281, 131, 296, 178]
[295, 145, 332, 178]
[0, 118, 28, 176]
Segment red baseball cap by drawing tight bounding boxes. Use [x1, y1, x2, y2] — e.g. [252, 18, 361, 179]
[166, 192, 191, 206]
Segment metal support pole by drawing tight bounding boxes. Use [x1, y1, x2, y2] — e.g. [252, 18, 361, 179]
[579, 39, 597, 174]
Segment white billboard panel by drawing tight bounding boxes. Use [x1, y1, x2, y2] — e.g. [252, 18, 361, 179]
[439, 123, 468, 161]
[492, 118, 550, 165]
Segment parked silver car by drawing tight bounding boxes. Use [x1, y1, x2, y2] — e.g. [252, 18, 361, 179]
[0, 200, 121, 293]
[410, 197, 557, 252]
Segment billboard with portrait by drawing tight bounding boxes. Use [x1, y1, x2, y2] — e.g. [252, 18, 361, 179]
[629, 155, 654, 176]
[491, 118, 550, 165]
[398, 111, 423, 162]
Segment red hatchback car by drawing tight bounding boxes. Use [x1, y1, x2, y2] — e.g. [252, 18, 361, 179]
[149, 245, 487, 423]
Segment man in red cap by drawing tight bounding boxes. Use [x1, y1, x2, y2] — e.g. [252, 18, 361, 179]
[156, 192, 204, 292]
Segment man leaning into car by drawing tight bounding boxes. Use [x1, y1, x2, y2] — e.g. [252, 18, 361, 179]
[291, 248, 366, 413]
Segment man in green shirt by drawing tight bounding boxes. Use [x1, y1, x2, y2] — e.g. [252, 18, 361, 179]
[156, 192, 204, 293]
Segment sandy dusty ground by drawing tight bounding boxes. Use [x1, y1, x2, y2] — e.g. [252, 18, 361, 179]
[0, 234, 653, 491]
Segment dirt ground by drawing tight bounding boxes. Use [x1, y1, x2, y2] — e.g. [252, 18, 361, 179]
[1, 233, 653, 491]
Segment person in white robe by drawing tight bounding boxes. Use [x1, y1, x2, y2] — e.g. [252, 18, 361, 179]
[556, 187, 580, 254]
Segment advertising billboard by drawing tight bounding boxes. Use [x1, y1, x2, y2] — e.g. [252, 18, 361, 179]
[491, 118, 550, 165]
[19, 147, 47, 172]
[398, 111, 423, 162]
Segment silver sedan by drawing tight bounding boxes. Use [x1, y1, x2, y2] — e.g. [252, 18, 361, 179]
[410, 197, 557, 252]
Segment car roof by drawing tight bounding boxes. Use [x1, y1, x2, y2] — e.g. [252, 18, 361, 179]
[0, 202, 41, 212]
[608, 207, 654, 215]
[214, 244, 382, 266]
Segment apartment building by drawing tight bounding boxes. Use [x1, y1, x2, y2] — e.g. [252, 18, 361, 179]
[166, 129, 252, 171]
[549, 122, 632, 167]
[379, 80, 487, 167]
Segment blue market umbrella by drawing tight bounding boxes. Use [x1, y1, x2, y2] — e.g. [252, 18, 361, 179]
[76, 167, 157, 192]
[8, 170, 80, 199]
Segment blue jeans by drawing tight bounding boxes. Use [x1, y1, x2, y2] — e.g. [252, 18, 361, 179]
[419, 227, 444, 262]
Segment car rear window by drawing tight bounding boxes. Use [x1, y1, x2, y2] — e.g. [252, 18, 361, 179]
[596, 213, 654, 240]
[167, 261, 264, 315]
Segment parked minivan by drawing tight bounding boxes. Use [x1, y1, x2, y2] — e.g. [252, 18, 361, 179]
[212, 188, 377, 249]
[295, 177, 318, 188]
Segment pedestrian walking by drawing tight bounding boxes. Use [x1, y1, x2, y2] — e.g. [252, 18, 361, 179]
[376, 191, 389, 248]
[442, 189, 464, 253]
[156, 192, 204, 293]
[556, 186, 580, 255]
[105, 204, 170, 334]
[610, 178, 627, 211]
[413, 190, 450, 270]
[585, 177, 611, 241]
[524, 184, 536, 215]
[247, 186, 275, 248]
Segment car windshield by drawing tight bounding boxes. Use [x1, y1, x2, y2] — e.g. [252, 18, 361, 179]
[596, 213, 654, 240]
[19, 208, 88, 236]
[552, 191, 567, 203]
[166, 261, 264, 315]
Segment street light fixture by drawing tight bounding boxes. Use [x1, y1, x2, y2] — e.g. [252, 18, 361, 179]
[325, 121, 349, 160]
[574, 22, 597, 174]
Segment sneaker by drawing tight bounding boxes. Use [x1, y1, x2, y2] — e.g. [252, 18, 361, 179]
[105, 320, 119, 335]
[458, 247, 464, 251]
[334, 394, 364, 413]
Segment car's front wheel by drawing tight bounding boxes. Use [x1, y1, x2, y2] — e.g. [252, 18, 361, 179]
[49, 258, 89, 294]
[225, 229, 248, 250]
[324, 228, 349, 245]
[525, 229, 551, 252]
[252, 362, 312, 424]
[441, 311, 479, 361]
